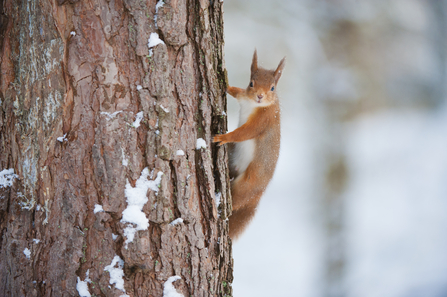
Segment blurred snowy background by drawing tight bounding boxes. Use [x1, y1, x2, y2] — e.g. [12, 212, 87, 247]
[222, 0, 447, 296]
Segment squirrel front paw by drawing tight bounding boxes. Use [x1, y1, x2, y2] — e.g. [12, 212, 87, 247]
[213, 134, 228, 145]
[226, 86, 244, 98]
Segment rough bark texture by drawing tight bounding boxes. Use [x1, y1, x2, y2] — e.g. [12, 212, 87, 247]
[0, 0, 233, 296]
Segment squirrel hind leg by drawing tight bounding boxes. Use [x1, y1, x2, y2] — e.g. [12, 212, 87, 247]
[228, 160, 265, 239]
[229, 204, 259, 240]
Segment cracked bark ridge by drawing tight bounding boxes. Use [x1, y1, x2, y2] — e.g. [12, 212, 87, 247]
[0, 0, 232, 296]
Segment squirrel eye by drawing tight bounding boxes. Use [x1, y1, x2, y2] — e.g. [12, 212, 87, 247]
[249, 82, 253, 87]
[271, 86, 275, 91]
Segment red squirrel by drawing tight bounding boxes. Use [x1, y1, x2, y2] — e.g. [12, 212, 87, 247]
[214, 50, 285, 239]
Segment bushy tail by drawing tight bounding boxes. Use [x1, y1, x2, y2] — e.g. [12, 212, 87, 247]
[228, 164, 266, 239]
[229, 204, 258, 239]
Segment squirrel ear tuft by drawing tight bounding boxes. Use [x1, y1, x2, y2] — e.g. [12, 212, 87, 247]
[251, 49, 258, 73]
[274, 57, 286, 83]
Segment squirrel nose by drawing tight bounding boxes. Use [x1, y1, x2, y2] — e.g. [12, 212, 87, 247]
[257, 94, 264, 100]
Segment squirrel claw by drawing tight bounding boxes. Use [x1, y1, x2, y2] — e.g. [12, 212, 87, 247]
[213, 135, 227, 145]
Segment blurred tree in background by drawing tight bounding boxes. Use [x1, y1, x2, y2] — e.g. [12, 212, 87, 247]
[225, 1, 447, 296]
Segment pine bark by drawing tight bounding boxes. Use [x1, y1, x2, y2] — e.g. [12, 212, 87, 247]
[0, 0, 233, 296]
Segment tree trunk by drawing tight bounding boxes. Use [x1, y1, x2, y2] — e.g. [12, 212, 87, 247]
[0, 0, 233, 296]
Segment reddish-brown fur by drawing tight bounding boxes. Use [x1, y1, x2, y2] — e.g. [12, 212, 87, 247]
[214, 50, 285, 239]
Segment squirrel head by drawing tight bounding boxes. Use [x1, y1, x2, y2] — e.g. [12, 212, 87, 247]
[245, 49, 285, 106]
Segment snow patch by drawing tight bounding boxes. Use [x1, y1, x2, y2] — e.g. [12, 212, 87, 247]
[0, 168, 19, 189]
[57, 133, 67, 142]
[76, 270, 91, 297]
[121, 168, 163, 247]
[94, 204, 104, 214]
[33, 239, 40, 244]
[196, 138, 207, 149]
[104, 255, 126, 293]
[148, 33, 165, 49]
[163, 276, 184, 297]
[215, 192, 222, 212]
[176, 150, 185, 156]
[23, 248, 31, 259]
[132, 111, 144, 128]
[170, 218, 183, 226]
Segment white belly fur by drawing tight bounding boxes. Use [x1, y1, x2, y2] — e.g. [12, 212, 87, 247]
[231, 98, 257, 175]
[232, 139, 255, 174]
